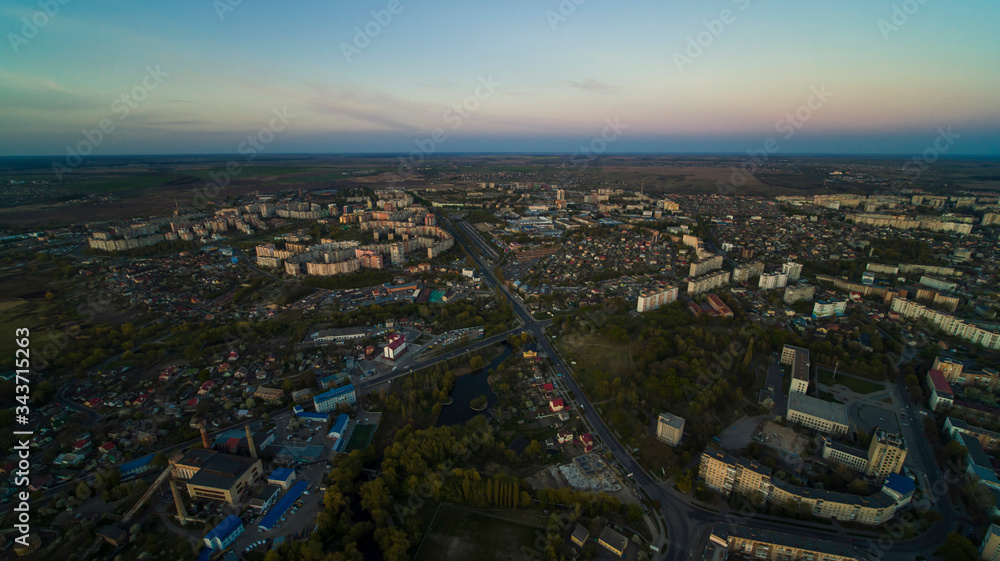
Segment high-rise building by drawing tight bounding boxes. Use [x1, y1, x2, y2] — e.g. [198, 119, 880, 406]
[865, 430, 907, 480]
[982, 524, 1000, 561]
[556, 189, 565, 201]
[637, 286, 679, 312]
[782, 262, 804, 282]
[656, 412, 685, 446]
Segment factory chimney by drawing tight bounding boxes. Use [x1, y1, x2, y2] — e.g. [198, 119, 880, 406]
[199, 419, 211, 450]
[245, 424, 257, 459]
[169, 479, 188, 525]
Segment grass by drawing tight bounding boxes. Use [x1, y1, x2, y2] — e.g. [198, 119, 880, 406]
[817, 368, 884, 394]
[414, 503, 547, 561]
[344, 423, 376, 452]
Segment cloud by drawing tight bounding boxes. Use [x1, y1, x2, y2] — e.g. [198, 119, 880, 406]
[563, 78, 620, 94]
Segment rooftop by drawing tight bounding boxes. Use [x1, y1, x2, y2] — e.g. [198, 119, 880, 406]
[927, 369, 954, 396]
[658, 412, 685, 429]
[788, 392, 849, 426]
[710, 523, 860, 559]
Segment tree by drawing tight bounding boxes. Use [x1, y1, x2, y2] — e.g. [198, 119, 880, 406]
[76, 481, 92, 501]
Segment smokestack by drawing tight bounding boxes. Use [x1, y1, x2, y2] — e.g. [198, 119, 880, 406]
[199, 419, 211, 450]
[170, 480, 188, 525]
[245, 425, 257, 459]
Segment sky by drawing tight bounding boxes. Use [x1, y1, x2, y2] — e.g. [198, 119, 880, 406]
[1, 0, 998, 156]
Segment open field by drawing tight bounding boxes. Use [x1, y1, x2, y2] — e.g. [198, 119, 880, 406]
[414, 503, 547, 561]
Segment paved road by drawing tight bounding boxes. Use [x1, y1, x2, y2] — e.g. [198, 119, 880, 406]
[439, 211, 957, 561]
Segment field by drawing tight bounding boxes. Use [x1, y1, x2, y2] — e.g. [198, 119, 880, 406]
[414, 503, 548, 561]
[817, 368, 884, 395]
[344, 423, 376, 452]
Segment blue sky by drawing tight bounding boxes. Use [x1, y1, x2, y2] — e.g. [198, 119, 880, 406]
[1, 0, 998, 155]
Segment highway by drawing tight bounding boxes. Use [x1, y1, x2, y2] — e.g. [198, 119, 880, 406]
[439, 212, 957, 561]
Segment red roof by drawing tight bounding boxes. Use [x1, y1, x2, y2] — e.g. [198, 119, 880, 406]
[542, 383, 554, 392]
[549, 398, 564, 410]
[98, 442, 116, 452]
[387, 335, 406, 350]
[579, 433, 593, 443]
[927, 369, 953, 396]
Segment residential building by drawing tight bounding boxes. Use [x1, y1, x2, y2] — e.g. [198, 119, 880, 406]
[866, 430, 907, 480]
[759, 272, 789, 290]
[981, 524, 1000, 561]
[781, 345, 810, 395]
[782, 262, 804, 282]
[708, 523, 861, 561]
[699, 449, 899, 525]
[314, 384, 357, 413]
[920, 275, 957, 293]
[636, 285, 679, 312]
[656, 412, 685, 446]
[690, 254, 724, 278]
[570, 524, 589, 548]
[891, 298, 1000, 350]
[687, 270, 730, 296]
[783, 284, 815, 304]
[813, 299, 847, 319]
[933, 356, 965, 382]
[787, 392, 849, 436]
[254, 387, 284, 402]
[204, 515, 243, 550]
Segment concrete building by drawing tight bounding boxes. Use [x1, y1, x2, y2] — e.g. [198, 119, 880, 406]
[171, 450, 264, 506]
[933, 356, 966, 381]
[314, 384, 357, 413]
[812, 299, 847, 319]
[781, 345, 811, 395]
[926, 369, 955, 411]
[981, 523, 1000, 561]
[699, 449, 899, 525]
[636, 285, 679, 312]
[920, 275, 957, 292]
[570, 524, 589, 547]
[732, 261, 764, 283]
[945, 417, 1000, 453]
[783, 284, 816, 304]
[267, 467, 296, 490]
[690, 254, 724, 278]
[821, 438, 869, 472]
[782, 262, 804, 282]
[254, 387, 284, 402]
[866, 429, 907, 480]
[709, 523, 861, 561]
[891, 298, 1000, 351]
[204, 515, 243, 550]
[687, 270, 730, 296]
[656, 412, 685, 446]
[597, 527, 628, 558]
[787, 393, 849, 437]
[383, 334, 407, 360]
[759, 272, 789, 290]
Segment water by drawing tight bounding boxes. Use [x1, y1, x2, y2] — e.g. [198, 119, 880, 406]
[436, 344, 513, 426]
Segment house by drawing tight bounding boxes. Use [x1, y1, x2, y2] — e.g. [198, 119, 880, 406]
[549, 398, 565, 413]
[98, 442, 117, 454]
[198, 380, 215, 396]
[542, 383, 554, 393]
[579, 433, 594, 452]
[557, 430, 573, 444]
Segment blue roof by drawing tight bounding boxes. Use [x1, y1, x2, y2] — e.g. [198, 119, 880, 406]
[315, 384, 355, 402]
[268, 467, 295, 482]
[205, 515, 242, 544]
[331, 414, 349, 435]
[258, 480, 308, 531]
[119, 454, 155, 473]
[296, 412, 329, 420]
[884, 474, 915, 496]
[198, 548, 212, 561]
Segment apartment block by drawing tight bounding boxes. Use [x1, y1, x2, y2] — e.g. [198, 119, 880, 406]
[687, 270, 730, 296]
[782, 262, 804, 282]
[636, 285, 679, 312]
[690, 254, 724, 278]
[783, 284, 816, 304]
[759, 272, 788, 290]
[891, 298, 1000, 350]
[656, 412, 685, 446]
[709, 524, 861, 561]
[865, 430, 907, 480]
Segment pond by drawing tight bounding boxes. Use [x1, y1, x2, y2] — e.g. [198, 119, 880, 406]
[436, 343, 514, 427]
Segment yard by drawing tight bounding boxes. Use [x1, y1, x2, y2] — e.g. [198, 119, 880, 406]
[817, 368, 885, 395]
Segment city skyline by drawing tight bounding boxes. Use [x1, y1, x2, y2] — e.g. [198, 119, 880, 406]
[1, 0, 998, 156]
